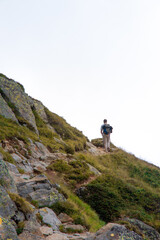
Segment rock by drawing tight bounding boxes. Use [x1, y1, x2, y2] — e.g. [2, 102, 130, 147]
[39, 207, 61, 230]
[85, 223, 143, 240]
[20, 174, 31, 180]
[0, 157, 17, 193]
[30, 158, 47, 173]
[0, 93, 18, 122]
[6, 161, 19, 174]
[19, 220, 45, 240]
[11, 153, 23, 163]
[17, 160, 33, 173]
[32, 98, 48, 122]
[46, 233, 69, 240]
[39, 226, 53, 236]
[30, 141, 51, 159]
[58, 213, 74, 223]
[86, 142, 105, 156]
[13, 210, 25, 222]
[86, 163, 101, 176]
[0, 215, 19, 240]
[17, 175, 65, 207]
[63, 224, 85, 233]
[19, 231, 45, 240]
[0, 76, 38, 133]
[2, 140, 15, 153]
[124, 218, 160, 240]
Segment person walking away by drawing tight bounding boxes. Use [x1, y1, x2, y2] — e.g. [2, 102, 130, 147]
[101, 119, 113, 152]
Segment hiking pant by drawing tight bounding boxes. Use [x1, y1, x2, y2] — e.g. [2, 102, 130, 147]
[103, 134, 110, 152]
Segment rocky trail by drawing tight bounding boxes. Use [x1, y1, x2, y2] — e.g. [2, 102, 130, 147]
[0, 138, 103, 240]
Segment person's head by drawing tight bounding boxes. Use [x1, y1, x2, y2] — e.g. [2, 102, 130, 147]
[103, 119, 107, 124]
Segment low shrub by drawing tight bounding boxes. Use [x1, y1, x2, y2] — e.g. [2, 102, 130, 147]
[8, 192, 34, 214]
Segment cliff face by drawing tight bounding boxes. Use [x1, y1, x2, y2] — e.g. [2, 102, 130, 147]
[0, 74, 160, 240]
[0, 74, 38, 133]
[0, 73, 87, 153]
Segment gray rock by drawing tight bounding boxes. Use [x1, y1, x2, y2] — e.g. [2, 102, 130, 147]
[30, 141, 50, 159]
[46, 233, 69, 240]
[39, 226, 53, 236]
[0, 158, 17, 193]
[124, 218, 160, 240]
[86, 223, 143, 240]
[11, 153, 23, 163]
[0, 76, 38, 133]
[0, 93, 18, 122]
[32, 98, 48, 122]
[19, 220, 45, 240]
[39, 207, 61, 230]
[17, 175, 65, 207]
[35, 141, 50, 156]
[86, 163, 101, 176]
[13, 210, 25, 223]
[0, 185, 17, 219]
[6, 162, 19, 174]
[86, 142, 105, 156]
[0, 215, 19, 240]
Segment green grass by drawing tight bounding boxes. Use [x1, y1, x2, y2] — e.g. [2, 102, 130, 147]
[75, 149, 160, 232]
[45, 108, 87, 151]
[8, 192, 34, 214]
[0, 115, 38, 143]
[46, 172, 105, 232]
[47, 159, 93, 187]
[0, 147, 15, 164]
[51, 189, 105, 232]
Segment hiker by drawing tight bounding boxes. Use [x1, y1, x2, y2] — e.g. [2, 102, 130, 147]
[101, 119, 113, 152]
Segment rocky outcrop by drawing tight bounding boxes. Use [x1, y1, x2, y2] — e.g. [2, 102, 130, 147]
[17, 175, 65, 207]
[0, 216, 19, 240]
[0, 153, 17, 193]
[86, 223, 143, 240]
[86, 142, 105, 156]
[124, 218, 160, 240]
[18, 220, 45, 240]
[31, 98, 48, 123]
[38, 207, 61, 230]
[0, 185, 17, 219]
[0, 75, 38, 133]
[0, 93, 18, 122]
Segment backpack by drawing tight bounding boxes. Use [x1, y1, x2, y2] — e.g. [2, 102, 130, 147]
[102, 124, 113, 135]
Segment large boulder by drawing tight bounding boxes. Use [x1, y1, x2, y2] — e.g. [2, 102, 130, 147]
[0, 154, 17, 193]
[86, 223, 143, 240]
[0, 93, 18, 122]
[0, 216, 19, 240]
[0, 185, 17, 219]
[0, 76, 38, 133]
[124, 218, 160, 240]
[38, 207, 61, 230]
[17, 175, 65, 207]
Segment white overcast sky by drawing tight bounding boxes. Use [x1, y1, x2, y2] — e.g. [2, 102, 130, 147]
[0, 0, 160, 167]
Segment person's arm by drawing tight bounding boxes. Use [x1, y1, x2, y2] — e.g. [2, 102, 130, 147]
[100, 126, 103, 135]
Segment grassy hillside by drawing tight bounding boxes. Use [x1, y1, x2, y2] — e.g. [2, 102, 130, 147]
[74, 150, 160, 231]
[0, 107, 87, 154]
[0, 75, 160, 235]
[1, 114, 159, 232]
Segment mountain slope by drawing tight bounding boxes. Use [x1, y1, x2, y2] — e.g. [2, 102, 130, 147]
[0, 73, 160, 240]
